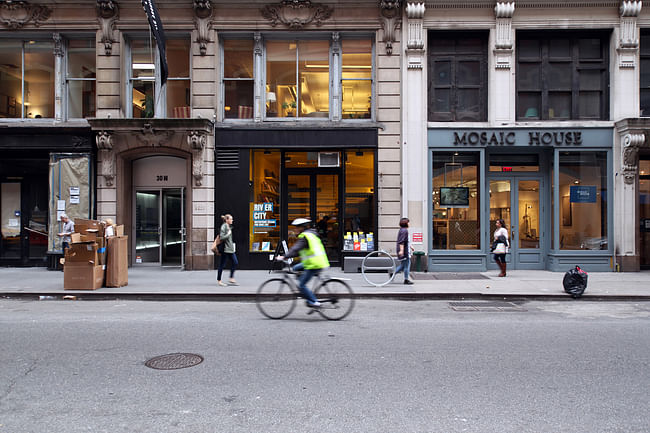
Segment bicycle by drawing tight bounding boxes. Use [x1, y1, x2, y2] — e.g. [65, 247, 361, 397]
[361, 250, 397, 287]
[256, 261, 355, 320]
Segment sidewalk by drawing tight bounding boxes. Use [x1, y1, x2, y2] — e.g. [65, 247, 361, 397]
[1, 266, 649, 300]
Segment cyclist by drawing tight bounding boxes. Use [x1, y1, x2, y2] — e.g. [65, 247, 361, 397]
[276, 217, 329, 307]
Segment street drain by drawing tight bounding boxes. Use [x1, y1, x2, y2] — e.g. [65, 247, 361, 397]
[145, 353, 204, 370]
[448, 301, 527, 312]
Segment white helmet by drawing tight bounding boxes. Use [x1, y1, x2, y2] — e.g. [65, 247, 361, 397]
[291, 218, 311, 227]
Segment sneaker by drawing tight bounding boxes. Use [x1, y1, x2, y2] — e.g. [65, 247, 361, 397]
[307, 301, 322, 308]
[217, 281, 227, 287]
[228, 280, 239, 286]
[404, 279, 414, 285]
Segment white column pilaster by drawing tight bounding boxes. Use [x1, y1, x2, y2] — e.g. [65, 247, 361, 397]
[613, 1, 642, 120]
[490, 2, 515, 123]
[402, 2, 427, 250]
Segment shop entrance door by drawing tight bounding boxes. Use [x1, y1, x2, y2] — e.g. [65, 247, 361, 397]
[640, 158, 650, 269]
[489, 177, 544, 269]
[1, 177, 48, 265]
[134, 188, 185, 268]
[285, 171, 341, 264]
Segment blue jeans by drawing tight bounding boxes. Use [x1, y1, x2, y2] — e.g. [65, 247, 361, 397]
[291, 262, 320, 304]
[217, 252, 238, 281]
[394, 256, 411, 281]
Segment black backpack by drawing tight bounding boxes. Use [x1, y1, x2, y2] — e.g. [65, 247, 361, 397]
[563, 265, 588, 298]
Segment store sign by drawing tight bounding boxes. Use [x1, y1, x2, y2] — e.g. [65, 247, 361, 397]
[570, 186, 597, 203]
[412, 231, 423, 245]
[428, 128, 612, 148]
[253, 203, 276, 229]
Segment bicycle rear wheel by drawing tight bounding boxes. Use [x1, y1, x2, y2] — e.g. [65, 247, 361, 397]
[314, 279, 355, 320]
[256, 278, 297, 319]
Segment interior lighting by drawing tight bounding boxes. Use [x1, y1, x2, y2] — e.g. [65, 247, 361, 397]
[133, 63, 155, 70]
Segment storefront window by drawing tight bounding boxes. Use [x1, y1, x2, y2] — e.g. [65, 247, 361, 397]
[249, 150, 281, 252]
[558, 151, 607, 250]
[432, 152, 480, 250]
[343, 151, 375, 251]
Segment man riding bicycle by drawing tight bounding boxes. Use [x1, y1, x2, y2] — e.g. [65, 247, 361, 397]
[276, 218, 329, 308]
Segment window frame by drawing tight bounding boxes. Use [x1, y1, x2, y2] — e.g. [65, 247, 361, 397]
[516, 31, 610, 121]
[64, 36, 96, 120]
[125, 34, 191, 118]
[219, 32, 375, 122]
[640, 29, 650, 116]
[427, 31, 488, 122]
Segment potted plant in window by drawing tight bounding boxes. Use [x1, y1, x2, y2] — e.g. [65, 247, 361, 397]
[282, 101, 296, 117]
[140, 94, 154, 118]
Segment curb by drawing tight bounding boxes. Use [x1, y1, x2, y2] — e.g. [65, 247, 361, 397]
[2, 292, 650, 302]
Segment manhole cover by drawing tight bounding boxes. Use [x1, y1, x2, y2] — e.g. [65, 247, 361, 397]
[448, 301, 527, 312]
[145, 353, 204, 370]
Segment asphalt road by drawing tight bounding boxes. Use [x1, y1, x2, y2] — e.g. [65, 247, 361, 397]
[1, 299, 649, 433]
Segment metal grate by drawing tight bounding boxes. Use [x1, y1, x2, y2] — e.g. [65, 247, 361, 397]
[448, 301, 527, 312]
[216, 149, 239, 169]
[145, 353, 204, 370]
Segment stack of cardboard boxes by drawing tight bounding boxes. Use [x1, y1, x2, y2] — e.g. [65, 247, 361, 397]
[63, 219, 128, 290]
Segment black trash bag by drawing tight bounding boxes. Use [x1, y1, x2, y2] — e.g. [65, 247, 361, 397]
[563, 265, 588, 298]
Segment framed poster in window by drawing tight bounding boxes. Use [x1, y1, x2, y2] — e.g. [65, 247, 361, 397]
[562, 195, 572, 226]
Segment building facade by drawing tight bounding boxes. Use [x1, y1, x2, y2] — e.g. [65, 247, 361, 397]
[401, 0, 650, 272]
[0, 0, 403, 270]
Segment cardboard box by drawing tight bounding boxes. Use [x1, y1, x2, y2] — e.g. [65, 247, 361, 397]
[64, 263, 105, 290]
[106, 235, 128, 287]
[115, 225, 124, 236]
[75, 218, 105, 238]
[96, 237, 106, 266]
[64, 242, 99, 264]
[70, 233, 81, 243]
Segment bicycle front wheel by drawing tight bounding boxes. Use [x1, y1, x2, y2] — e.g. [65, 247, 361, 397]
[256, 278, 297, 319]
[314, 279, 355, 320]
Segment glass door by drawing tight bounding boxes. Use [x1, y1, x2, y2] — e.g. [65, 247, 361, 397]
[162, 188, 185, 268]
[1, 182, 22, 260]
[285, 171, 341, 264]
[489, 177, 543, 269]
[135, 188, 185, 267]
[135, 190, 161, 264]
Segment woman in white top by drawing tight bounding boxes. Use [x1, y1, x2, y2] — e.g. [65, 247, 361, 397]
[493, 218, 509, 277]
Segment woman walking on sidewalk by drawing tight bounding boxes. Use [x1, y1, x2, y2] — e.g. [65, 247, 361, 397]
[394, 217, 414, 284]
[492, 218, 509, 277]
[217, 214, 239, 286]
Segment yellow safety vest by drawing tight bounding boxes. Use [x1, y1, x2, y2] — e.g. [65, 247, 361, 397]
[298, 231, 330, 270]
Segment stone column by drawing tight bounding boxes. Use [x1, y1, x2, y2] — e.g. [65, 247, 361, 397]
[402, 2, 427, 252]
[614, 120, 646, 271]
[53, 33, 64, 122]
[613, 1, 642, 120]
[491, 2, 515, 123]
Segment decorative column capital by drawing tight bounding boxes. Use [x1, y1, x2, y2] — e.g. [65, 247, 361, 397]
[194, 0, 212, 56]
[622, 132, 645, 185]
[620, 0, 642, 17]
[187, 130, 207, 151]
[495, 1, 515, 18]
[379, 0, 402, 56]
[405, 2, 425, 53]
[97, 0, 119, 56]
[96, 131, 114, 150]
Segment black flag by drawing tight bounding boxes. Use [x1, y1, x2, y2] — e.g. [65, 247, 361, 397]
[141, 0, 168, 85]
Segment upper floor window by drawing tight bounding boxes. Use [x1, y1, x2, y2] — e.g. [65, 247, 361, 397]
[640, 30, 650, 116]
[66, 39, 96, 118]
[516, 31, 609, 121]
[427, 31, 488, 122]
[128, 36, 190, 118]
[221, 33, 374, 121]
[0, 39, 54, 119]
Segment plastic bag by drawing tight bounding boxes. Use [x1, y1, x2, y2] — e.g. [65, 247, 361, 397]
[563, 265, 588, 298]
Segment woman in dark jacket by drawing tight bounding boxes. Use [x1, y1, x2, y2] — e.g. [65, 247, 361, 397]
[394, 217, 413, 285]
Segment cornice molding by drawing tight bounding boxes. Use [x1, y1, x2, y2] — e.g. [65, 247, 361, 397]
[0, 0, 51, 29]
[425, 0, 618, 7]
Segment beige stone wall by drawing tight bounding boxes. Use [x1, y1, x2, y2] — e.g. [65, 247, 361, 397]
[376, 29, 403, 253]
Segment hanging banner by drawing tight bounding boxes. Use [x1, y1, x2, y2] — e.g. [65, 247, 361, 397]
[141, 0, 168, 84]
